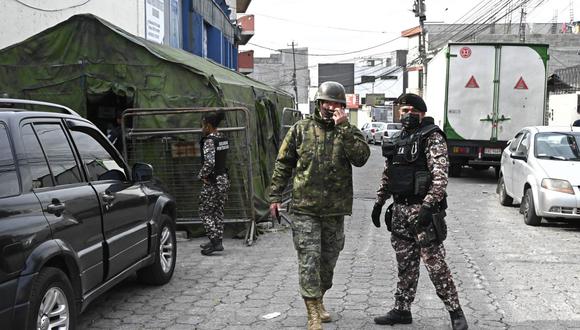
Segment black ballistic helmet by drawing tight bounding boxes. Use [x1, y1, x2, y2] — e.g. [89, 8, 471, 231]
[395, 93, 427, 112]
[315, 81, 347, 105]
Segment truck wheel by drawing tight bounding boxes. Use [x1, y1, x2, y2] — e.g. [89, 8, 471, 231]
[137, 214, 177, 285]
[449, 164, 462, 177]
[523, 189, 542, 226]
[498, 177, 513, 206]
[28, 267, 77, 330]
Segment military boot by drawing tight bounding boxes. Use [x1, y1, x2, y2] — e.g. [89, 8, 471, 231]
[201, 238, 224, 256]
[319, 290, 331, 323]
[450, 309, 468, 330]
[304, 298, 322, 330]
[200, 240, 212, 249]
[374, 308, 412, 325]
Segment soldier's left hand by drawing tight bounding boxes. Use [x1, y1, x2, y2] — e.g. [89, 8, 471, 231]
[333, 107, 348, 125]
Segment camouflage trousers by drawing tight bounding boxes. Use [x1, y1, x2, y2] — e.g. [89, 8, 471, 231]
[291, 214, 345, 299]
[390, 202, 461, 312]
[199, 175, 230, 240]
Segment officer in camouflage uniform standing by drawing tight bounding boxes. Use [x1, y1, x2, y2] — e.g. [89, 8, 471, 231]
[198, 111, 230, 256]
[371, 93, 468, 330]
[270, 81, 370, 330]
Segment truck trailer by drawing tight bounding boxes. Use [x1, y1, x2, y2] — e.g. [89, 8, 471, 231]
[425, 42, 549, 177]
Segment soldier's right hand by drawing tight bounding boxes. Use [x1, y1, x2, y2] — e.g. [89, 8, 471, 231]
[371, 203, 382, 228]
[270, 203, 282, 224]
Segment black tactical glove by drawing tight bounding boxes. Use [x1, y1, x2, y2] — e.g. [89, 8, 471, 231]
[417, 205, 432, 227]
[371, 203, 383, 228]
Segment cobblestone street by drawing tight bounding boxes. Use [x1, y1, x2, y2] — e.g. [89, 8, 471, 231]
[79, 145, 580, 329]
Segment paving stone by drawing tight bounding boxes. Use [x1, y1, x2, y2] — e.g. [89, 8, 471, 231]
[77, 148, 580, 329]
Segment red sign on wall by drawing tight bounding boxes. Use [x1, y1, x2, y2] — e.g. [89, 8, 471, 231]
[346, 94, 360, 109]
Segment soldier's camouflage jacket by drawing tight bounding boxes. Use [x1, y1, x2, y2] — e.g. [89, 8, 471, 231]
[270, 109, 370, 216]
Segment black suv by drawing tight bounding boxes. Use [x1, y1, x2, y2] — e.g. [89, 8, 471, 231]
[0, 99, 177, 329]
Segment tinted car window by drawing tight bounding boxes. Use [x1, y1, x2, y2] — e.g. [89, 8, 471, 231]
[509, 132, 523, 152]
[387, 123, 402, 130]
[516, 132, 530, 155]
[35, 123, 82, 186]
[22, 124, 54, 189]
[0, 124, 19, 197]
[70, 130, 126, 181]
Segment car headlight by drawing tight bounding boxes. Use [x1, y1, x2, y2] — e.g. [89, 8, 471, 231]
[541, 178, 575, 195]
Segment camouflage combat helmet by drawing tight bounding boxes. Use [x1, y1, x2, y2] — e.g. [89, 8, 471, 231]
[315, 81, 347, 105]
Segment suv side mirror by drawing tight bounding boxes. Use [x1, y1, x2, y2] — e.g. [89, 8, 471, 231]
[132, 163, 153, 182]
[510, 152, 527, 162]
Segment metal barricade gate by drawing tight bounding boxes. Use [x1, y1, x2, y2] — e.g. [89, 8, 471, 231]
[121, 107, 257, 245]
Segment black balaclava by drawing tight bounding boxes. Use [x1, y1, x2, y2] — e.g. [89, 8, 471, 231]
[401, 112, 421, 129]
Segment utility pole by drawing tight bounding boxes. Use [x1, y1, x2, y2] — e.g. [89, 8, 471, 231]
[288, 41, 299, 109]
[518, 5, 527, 42]
[413, 0, 427, 95]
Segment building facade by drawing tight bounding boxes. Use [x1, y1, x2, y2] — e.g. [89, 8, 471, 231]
[250, 47, 310, 105]
[0, 0, 253, 71]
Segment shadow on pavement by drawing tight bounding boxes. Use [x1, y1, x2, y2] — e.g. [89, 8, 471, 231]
[449, 167, 498, 184]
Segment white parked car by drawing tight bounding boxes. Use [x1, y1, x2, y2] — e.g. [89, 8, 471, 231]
[376, 123, 402, 145]
[497, 126, 580, 225]
[361, 122, 387, 144]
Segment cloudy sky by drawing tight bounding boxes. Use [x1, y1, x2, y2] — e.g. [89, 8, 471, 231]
[239, 0, 578, 85]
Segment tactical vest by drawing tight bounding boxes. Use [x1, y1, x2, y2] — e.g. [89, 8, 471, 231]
[387, 119, 445, 198]
[200, 134, 229, 178]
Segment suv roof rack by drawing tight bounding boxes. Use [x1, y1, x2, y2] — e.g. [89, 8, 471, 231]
[0, 98, 81, 117]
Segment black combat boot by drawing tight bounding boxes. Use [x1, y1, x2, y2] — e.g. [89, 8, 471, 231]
[200, 240, 212, 249]
[374, 309, 412, 325]
[201, 238, 224, 256]
[449, 309, 468, 330]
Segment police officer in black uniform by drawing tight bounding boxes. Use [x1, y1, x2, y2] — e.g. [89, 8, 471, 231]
[198, 111, 230, 255]
[372, 93, 468, 330]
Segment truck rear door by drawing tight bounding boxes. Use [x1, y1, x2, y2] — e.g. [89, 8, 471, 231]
[497, 45, 547, 141]
[447, 44, 496, 141]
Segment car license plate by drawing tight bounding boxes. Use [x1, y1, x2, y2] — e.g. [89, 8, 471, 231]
[484, 148, 502, 155]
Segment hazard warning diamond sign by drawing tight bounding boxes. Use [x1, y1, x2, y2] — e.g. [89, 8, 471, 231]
[465, 75, 479, 88]
[514, 77, 528, 90]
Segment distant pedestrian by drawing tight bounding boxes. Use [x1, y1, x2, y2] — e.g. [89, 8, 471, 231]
[198, 111, 230, 256]
[573, 119, 580, 127]
[372, 93, 468, 329]
[269, 81, 370, 330]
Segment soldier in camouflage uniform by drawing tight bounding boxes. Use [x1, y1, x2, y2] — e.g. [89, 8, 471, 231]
[371, 93, 468, 330]
[198, 111, 230, 256]
[269, 81, 370, 330]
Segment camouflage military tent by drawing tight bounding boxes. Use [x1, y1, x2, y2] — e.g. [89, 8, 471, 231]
[0, 13, 295, 222]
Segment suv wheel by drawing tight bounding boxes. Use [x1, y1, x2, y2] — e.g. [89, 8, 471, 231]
[138, 214, 176, 285]
[523, 189, 541, 226]
[29, 267, 76, 330]
[497, 177, 513, 206]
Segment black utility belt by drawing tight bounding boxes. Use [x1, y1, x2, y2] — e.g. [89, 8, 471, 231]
[393, 195, 424, 206]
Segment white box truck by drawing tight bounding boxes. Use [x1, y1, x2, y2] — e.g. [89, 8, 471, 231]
[425, 43, 549, 177]
[548, 93, 580, 126]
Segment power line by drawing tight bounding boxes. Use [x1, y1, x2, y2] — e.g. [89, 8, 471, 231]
[248, 35, 402, 57]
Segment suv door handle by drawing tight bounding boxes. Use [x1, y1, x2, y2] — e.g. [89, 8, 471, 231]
[47, 199, 65, 215]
